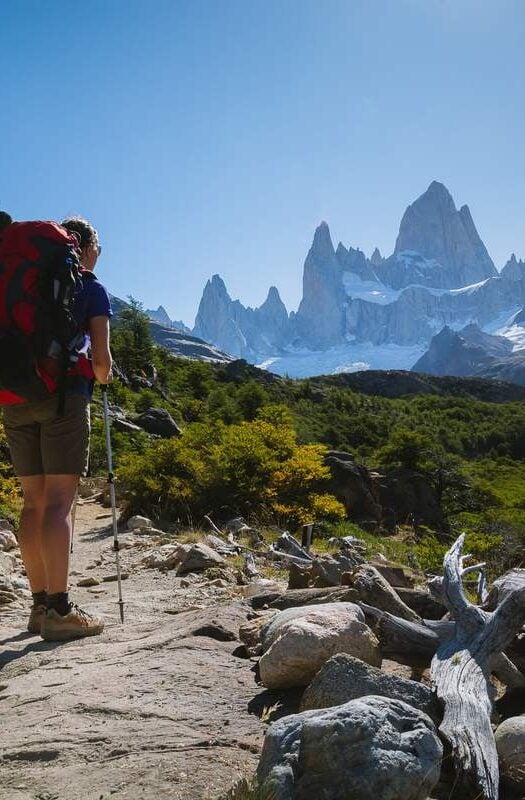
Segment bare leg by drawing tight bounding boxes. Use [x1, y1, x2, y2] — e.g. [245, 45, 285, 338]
[18, 476, 47, 593]
[40, 475, 80, 595]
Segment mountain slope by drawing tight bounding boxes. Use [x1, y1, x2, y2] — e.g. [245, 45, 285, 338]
[187, 181, 524, 377]
[412, 323, 525, 387]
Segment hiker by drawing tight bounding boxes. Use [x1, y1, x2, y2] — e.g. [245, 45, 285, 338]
[0, 215, 113, 641]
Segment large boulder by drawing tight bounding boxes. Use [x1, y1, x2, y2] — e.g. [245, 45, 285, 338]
[257, 695, 443, 800]
[325, 451, 382, 523]
[135, 408, 182, 438]
[176, 543, 226, 575]
[300, 654, 441, 722]
[495, 715, 525, 789]
[375, 467, 445, 531]
[310, 553, 360, 587]
[127, 515, 153, 531]
[258, 602, 380, 689]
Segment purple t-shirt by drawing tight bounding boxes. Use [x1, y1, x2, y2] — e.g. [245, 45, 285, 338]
[69, 271, 112, 397]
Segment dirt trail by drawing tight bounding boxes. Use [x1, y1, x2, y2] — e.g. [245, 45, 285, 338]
[0, 501, 274, 800]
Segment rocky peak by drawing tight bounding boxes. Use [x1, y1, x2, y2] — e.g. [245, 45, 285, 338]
[209, 273, 229, 296]
[311, 221, 335, 260]
[336, 243, 377, 282]
[193, 274, 236, 348]
[262, 285, 284, 308]
[391, 181, 497, 289]
[370, 248, 383, 266]
[501, 253, 525, 282]
[258, 286, 288, 328]
[146, 305, 172, 327]
[294, 223, 346, 348]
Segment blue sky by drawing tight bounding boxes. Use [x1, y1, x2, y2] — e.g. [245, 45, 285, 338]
[1, 0, 524, 326]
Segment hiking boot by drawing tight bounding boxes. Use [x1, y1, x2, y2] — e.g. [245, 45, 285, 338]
[41, 604, 104, 642]
[27, 603, 46, 635]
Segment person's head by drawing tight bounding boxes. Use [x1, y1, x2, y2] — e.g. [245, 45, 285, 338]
[61, 216, 101, 271]
[0, 211, 13, 233]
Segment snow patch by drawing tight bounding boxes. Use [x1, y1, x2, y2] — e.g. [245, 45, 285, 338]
[342, 272, 402, 305]
[449, 278, 491, 296]
[255, 341, 427, 378]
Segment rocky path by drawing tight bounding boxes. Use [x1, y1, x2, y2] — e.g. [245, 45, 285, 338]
[0, 502, 272, 800]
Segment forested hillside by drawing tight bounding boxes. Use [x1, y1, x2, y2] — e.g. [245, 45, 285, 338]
[2, 303, 525, 577]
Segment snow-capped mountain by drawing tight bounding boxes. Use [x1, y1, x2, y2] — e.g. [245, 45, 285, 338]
[190, 181, 525, 378]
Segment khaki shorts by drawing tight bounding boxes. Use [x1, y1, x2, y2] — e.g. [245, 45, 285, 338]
[2, 395, 91, 477]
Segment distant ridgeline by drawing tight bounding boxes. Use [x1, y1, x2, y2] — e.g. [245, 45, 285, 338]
[182, 181, 525, 383]
[109, 295, 233, 364]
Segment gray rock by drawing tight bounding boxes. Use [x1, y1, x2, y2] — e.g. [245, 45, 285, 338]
[77, 576, 101, 587]
[176, 543, 226, 575]
[300, 653, 441, 722]
[0, 530, 17, 551]
[0, 551, 16, 578]
[135, 408, 182, 438]
[325, 450, 382, 523]
[310, 553, 359, 587]
[127, 515, 153, 531]
[257, 695, 443, 800]
[259, 602, 381, 689]
[495, 715, 525, 787]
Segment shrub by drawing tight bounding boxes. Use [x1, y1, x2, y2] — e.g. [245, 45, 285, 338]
[118, 416, 344, 528]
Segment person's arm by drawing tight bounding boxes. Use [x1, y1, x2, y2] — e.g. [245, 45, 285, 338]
[89, 315, 113, 384]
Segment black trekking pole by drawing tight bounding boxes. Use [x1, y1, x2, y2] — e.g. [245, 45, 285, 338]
[101, 384, 125, 623]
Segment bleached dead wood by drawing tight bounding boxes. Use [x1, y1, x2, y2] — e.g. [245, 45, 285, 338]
[274, 532, 313, 561]
[430, 534, 525, 800]
[359, 603, 445, 667]
[347, 564, 421, 623]
[204, 515, 223, 536]
[267, 546, 312, 568]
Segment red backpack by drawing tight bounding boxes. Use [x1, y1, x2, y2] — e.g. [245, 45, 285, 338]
[0, 220, 83, 411]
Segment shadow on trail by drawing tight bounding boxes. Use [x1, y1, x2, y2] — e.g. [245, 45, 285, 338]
[0, 631, 34, 647]
[79, 525, 114, 542]
[79, 523, 127, 543]
[0, 639, 66, 669]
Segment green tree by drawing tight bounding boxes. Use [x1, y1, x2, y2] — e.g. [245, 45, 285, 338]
[236, 380, 267, 420]
[111, 297, 155, 377]
[375, 428, 435, 471]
